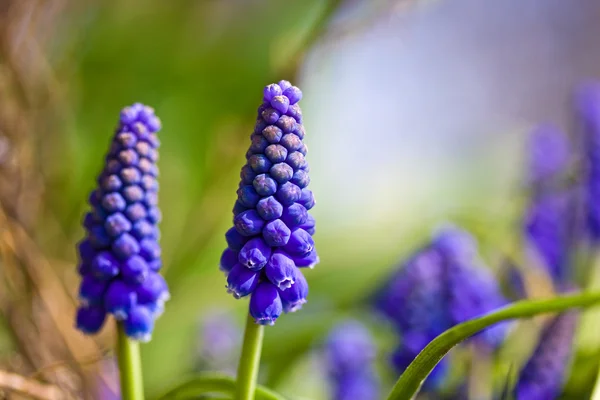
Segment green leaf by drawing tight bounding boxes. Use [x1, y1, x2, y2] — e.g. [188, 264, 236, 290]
[386, 291, 600, 400]
[154, 373, 286, 400]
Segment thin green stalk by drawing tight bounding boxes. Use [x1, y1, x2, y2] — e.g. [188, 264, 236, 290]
[117, 322, 145, 400]
[386, 291, 600, 400]
[235, 314, 265, 400]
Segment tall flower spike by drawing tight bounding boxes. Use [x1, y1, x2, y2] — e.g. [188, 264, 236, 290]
[221, 81, 317, 325]
[75, 103, 169, 342]
[514, 312, 578, 400]
[325, 321, 379, 400]
[576, 83, 600, 241]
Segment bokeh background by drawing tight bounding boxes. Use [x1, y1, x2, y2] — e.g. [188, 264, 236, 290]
[1, 0, 600, 399]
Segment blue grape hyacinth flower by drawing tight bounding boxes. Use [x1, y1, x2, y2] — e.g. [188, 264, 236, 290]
[75, 103, 169, 342]
[220, 81, 317, 325]
[527, 124, 570, 189]
[514, 312, 578, 400]
[325, 321, 379, 400]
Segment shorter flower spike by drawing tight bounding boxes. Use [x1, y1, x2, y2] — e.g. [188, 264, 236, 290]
[74, 103, 168, 341]
[220, 81, 317, 325]
[514, 312, 578, 400]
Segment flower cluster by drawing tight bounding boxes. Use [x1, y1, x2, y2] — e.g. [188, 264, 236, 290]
[523, 125, 574, 285]
[220, 81, 317, 325]
[374, 225, 509, 389]
[75, 103, 169, 342]
[514, 312, 578, 400]
[325, 321, 379, 400]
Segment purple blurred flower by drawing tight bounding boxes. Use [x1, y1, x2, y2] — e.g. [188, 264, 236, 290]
[325, 321, 379, 400]
[221, 81, 317, 325]
[527, 125, 570, 188]
[514, 312, 578, 400]
[75, 104, 169, 342]
[576, 83, 600, 242]
[197, 312, 241, 374]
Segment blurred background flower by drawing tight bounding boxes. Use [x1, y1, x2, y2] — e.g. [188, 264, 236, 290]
[1, 0, 600, 399]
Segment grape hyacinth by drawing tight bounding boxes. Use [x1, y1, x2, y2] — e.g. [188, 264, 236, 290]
[527, 125, 570, 189]
[75, 103, 169, 342]
[514, 312, 578, 400]
[325, 321, 379, 400]
[577, 83, 600, 241]
[374, 225, 509, 390]
[220, 81, 317, 325]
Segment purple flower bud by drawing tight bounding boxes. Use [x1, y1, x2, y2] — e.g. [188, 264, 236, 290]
[263, 219, 292, 247]
[136, 272, 170, 305]
[139, 239, 161, 261]
[121, 255, 149, 284]
[91, 252, 120, 280]
[281, 203, 308, 227]
[104, 213, 132, 237]
[248, 154, 272, 174]
[79, 275, 108, 306]
[232, 201, 248, 216]
[279, 270, 308, 312]
[325, 321, 377, 373]
[225, 226, 249, 251]
[227, 264, 260, 299]
[234, 210, 265, 236]
[256, 196, 283, 220]
[104, 280, 136, 320]
[261, 108, 280, 124]
[131, 220, 155, 240]
[270, 163, 294, 184]
[249, 134, 269, 154]
[283, 228, 314, 257]
[262, 126, 283, 144]
[299, 189, 315, 210]
[124, 306, 154, 342]
[283, 86, 302, 105]
[265, 144, 288, 163]
[78, 240, 96, 263]
[125, 203, 147, 222]
[239, 238, 272, 270]
[263, 84, 282, 102]
[253, 174, 277, 196]
[240, 165, 256, 185]
[287, 104, 302, 123]
[276, 115, 296, 134]
[250, 282, 282, 325]
[291, 169, 310, 188]
[220, 248, 238, 273]
[291, 248, 319, 268]
[270, 96, 290, 114]
[89, 225, 111, 248]
[276, 182, 302, 206]
[286, 152, 307, 170]
[265, 252, 296, 289]
[278, 80, 292, 91]
[101, 192, 127, 213]
[299, 214, 316, 232]
[237, 185, 261, 208]
[122, 185, 144, 203]
[280, 133, 302, 152]
[76, 305, 107, 334]
[112, 233, 140, 260]
[101, 175, 123, 192]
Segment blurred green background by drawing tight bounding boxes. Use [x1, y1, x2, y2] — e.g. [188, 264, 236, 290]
[2, 0, 600, 399]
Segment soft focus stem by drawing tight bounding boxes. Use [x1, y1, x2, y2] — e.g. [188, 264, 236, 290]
[235, 313, 264, 400]
[117, 322, 145, 400]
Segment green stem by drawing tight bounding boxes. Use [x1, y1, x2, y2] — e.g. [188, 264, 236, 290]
[386, 291, 600, 400]
[235, 313, 265, 400]
[117, 322, 145, 400]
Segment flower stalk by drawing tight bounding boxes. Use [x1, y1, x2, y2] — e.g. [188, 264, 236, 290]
[235, 314, 265, 400]
[117, 322, 145, 400]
